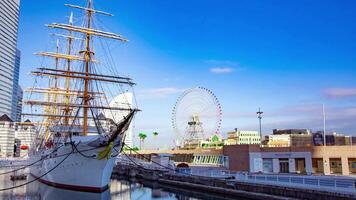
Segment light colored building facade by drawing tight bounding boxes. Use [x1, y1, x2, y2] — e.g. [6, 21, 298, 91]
[266, 134, 312, 147]
[0, 115, 15, 157]
[223, 145, 313, 174]
[312, 146, 356, 176]
[226, 130, 261, 145]
[15, 120, 36, 157]
[0, 0, 20, 120]
[266, 134, 291, 147]
[223, 144, 356, 176]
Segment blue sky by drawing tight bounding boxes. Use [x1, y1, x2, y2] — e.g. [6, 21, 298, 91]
[17, 0, 356, 148]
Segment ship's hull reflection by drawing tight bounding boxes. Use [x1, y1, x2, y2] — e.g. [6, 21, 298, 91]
[26, 180, 111, 200]
[0, 175, 199, 200]
[25, 177, 138, 200]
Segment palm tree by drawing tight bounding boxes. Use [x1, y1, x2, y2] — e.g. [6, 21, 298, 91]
[153, 132, 159, 137]
[138, 132, 147, 149]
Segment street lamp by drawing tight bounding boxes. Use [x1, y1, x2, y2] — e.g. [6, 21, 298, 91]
[323, 104, 326, 146]
[257, 107, 263, 144]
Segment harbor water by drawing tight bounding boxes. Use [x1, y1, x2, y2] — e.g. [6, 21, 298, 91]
[0, 171, 231, 200]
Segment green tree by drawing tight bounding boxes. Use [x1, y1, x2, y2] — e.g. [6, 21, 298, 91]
[138, 132, 147, 149]
[153, 132, 159, 137]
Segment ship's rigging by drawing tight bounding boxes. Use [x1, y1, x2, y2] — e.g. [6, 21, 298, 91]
[23, 0, 138, 148]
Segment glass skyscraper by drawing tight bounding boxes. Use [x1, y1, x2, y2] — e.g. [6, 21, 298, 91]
[11, 49, 21, 121]
[0, 0, 21, 120]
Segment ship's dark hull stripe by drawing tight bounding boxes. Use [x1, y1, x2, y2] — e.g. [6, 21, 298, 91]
[30, 173, 109, 193]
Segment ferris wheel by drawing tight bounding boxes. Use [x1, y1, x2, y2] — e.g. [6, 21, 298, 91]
[172, 87, 222, 145]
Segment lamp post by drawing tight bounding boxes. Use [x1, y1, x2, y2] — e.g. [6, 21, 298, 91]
[323, 104, 326, 146]
[257, 107, 263, 144]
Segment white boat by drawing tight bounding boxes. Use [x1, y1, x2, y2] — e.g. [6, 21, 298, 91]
[26, 0, 138, 193]
[30, 134, 130, 192]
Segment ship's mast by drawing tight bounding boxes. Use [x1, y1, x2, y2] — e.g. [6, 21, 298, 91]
[53, 39, 60, 114]
[44, 39, 60, 141]
[82, 0, 93, 136]
[64, 13, 74, 127]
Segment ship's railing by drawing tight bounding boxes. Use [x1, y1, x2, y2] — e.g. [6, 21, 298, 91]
[235, 173, 356, 195]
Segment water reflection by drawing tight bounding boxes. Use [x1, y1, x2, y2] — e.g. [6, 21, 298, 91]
[111, 179, 178, 200]
[36, 183, 111, 200]
[0, 172, 201, 200]
[0, 165, 241, 200]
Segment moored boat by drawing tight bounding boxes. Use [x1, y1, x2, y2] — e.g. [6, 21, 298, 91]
[25, 0, 138, 192]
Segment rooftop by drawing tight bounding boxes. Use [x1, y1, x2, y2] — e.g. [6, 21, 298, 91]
[0, 114, 13, 122]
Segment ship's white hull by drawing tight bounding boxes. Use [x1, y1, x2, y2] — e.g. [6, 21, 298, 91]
[30, 137, 121, 193]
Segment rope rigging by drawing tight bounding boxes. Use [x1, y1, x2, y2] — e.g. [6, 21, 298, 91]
[0, 145, 74, 192]
[5, 0, 139, 193]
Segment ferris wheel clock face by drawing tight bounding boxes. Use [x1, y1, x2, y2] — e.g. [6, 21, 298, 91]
[172, 87, 222, 144]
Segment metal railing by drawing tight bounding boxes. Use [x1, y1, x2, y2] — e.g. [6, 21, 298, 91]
[177, 168, 236, 178]
[116, 155, 174, 171]
[235, 173, 356, 194]
[116, 155, 356, 195]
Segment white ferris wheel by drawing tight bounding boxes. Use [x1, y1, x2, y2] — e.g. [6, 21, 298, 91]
[172, 87, 222, 146]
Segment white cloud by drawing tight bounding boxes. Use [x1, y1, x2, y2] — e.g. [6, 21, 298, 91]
[324, 88, 356, 99]
[205, 59, 239, 66]
[137, 87, 186, 99]
[210, 67, 234, 74]
[205, 59, 243, 74]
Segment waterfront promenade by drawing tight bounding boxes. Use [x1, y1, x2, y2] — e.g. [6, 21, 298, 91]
[115, 155, 356, 200]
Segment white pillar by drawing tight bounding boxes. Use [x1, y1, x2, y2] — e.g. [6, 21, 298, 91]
[323, 157, 330, 175]
[289, 158, 296, 173]
[305, 154, 313, 175]
[341, 157, 350, 176]
[273, 158, 280, 173]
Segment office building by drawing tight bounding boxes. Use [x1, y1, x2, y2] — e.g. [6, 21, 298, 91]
[312, 132, 354, 146]
[11, 49, 21, 120]
[226, 129, 261, 145]
[0, 0, 21, 120]
[266, 134, 312, 147]
[273, 129, 311, 135]
[15, 85, 22, 122]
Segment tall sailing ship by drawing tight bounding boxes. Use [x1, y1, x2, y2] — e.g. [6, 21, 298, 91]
[25, 0, 138, 192]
